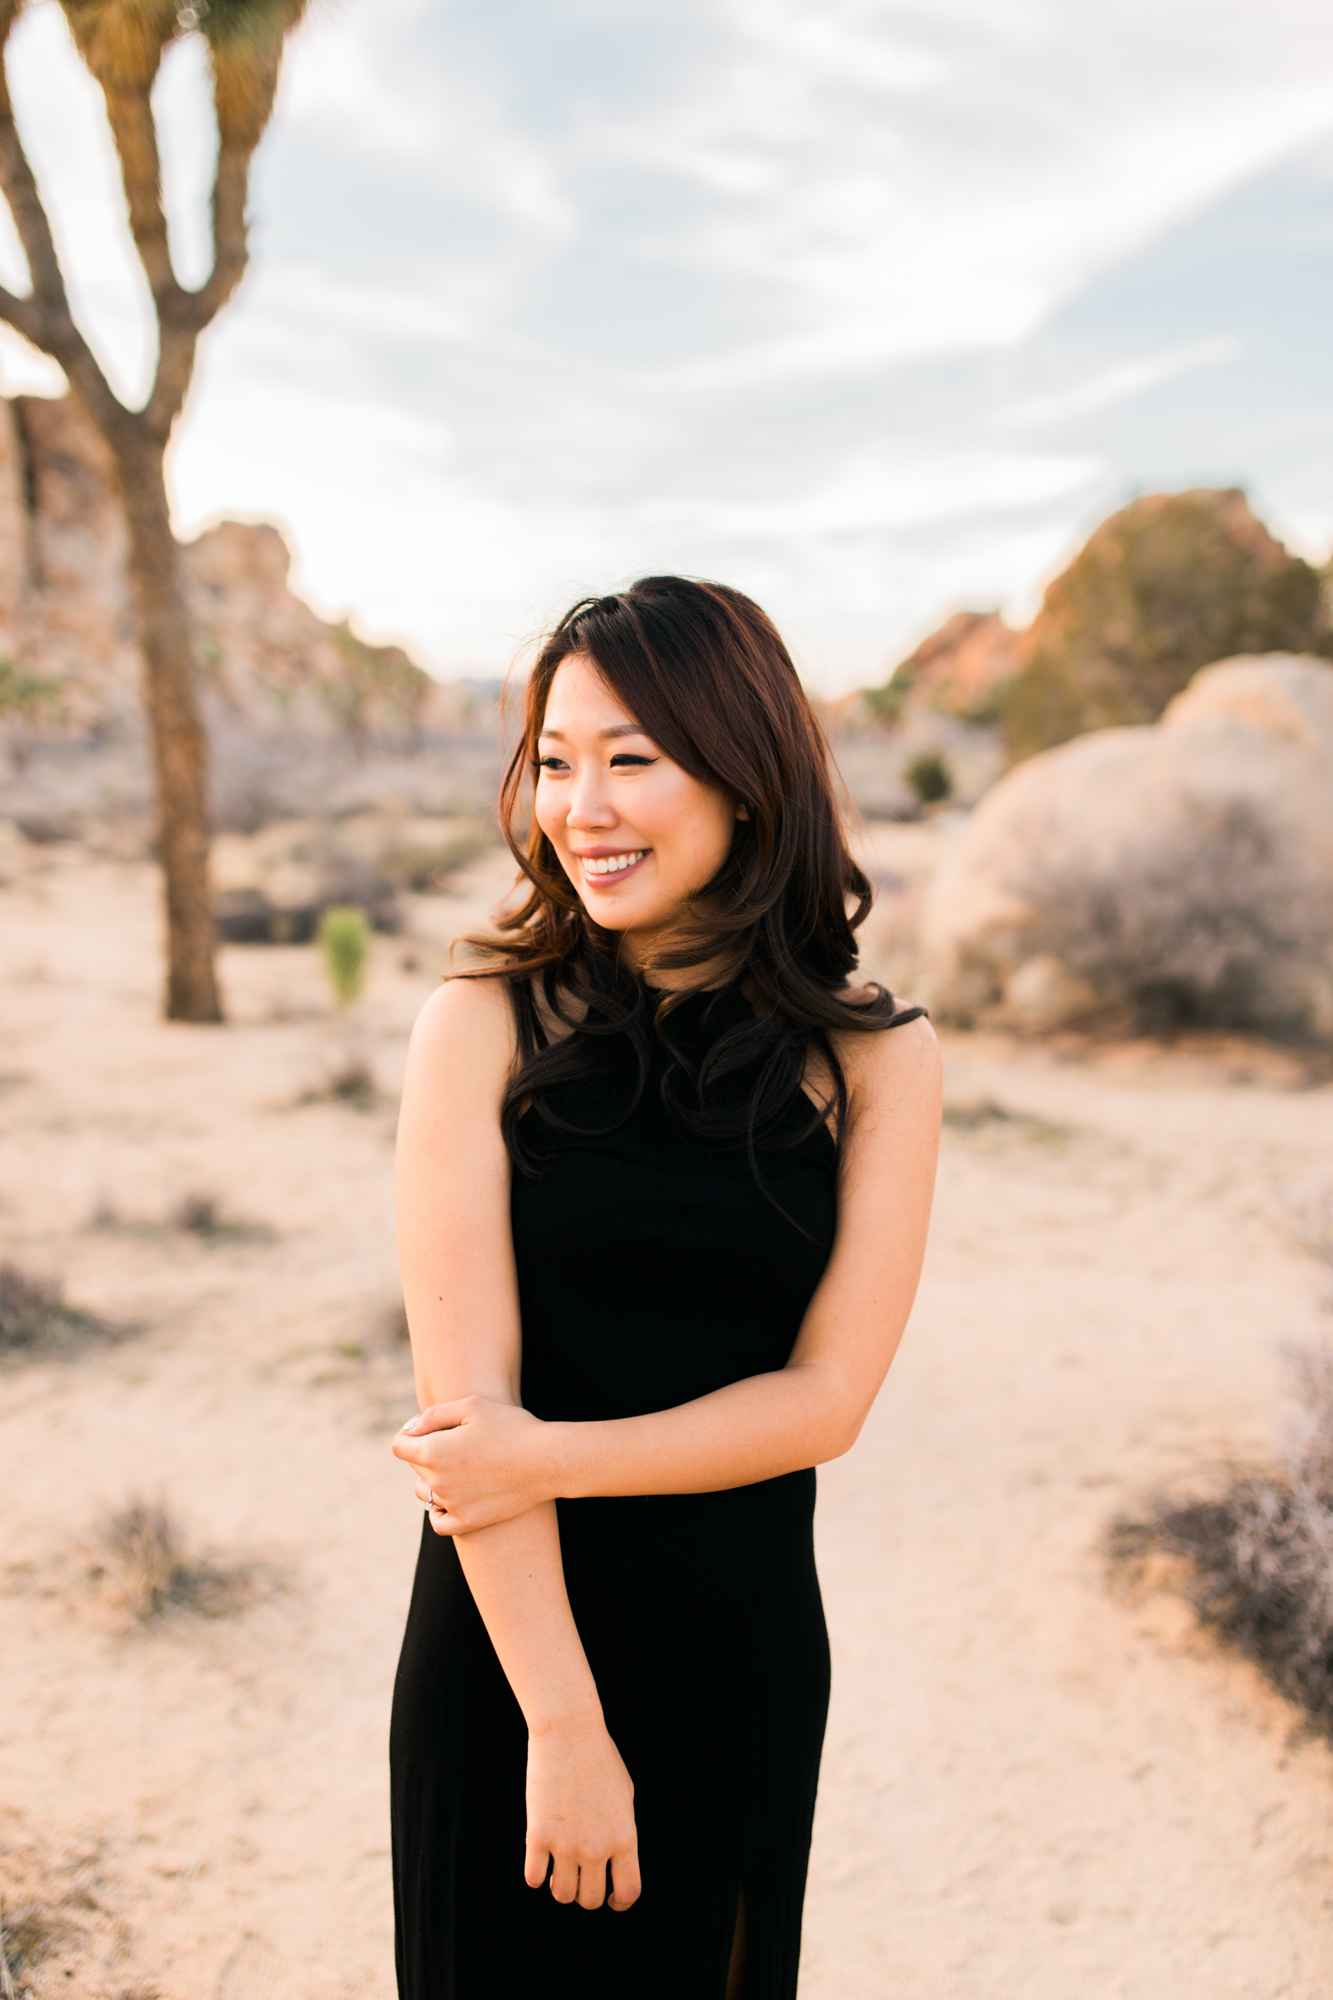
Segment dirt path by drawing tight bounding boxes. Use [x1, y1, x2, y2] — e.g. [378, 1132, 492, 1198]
[1, 845, 1331, 1999]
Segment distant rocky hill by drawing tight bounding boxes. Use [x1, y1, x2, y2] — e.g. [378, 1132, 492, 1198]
[871, 611, 1020, 725]
[860, 489, 1333, 766]
[0, 390, 478, 745]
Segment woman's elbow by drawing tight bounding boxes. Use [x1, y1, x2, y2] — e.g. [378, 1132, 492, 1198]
[814, 1396, 867, 1464]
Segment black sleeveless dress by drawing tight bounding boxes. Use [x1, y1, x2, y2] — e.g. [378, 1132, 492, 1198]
[390, 990, 838, 1999]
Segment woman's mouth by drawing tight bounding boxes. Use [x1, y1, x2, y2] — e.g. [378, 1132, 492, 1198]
[578, 849, 648, 883]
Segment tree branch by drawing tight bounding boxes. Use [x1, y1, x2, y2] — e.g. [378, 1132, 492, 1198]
[0, 26, 123, 435]
[144, 5, 310, 437]
[0, 2, 309, 445]
[0, 277, 48, 347]
[58, 2, 183, 310]
[0, 63, 71, 309]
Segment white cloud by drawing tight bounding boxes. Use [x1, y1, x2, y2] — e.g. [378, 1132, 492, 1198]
[990, 338, 1242, 431]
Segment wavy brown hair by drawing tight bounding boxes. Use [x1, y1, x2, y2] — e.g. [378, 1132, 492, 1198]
[462, 575, 923, 1186]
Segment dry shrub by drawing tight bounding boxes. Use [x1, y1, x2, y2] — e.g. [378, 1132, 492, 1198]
[379, 829, 487, 892]
[0, 1837, 161, 1998]
[170, 1190, 271, 1241]
[95, 1496, 257, 1623]
[942, 1097, 1070, 1144]
[1, 1892, 68, 1991]
[0, 1261, 127, 1362]
[1109, 1342, 1333, 1736]
[174, 1189, 221, 1236]
[327, 1054, 377, 1106]
[1017, 796, 1333, 1036]
[297, 1054, 378, 1110]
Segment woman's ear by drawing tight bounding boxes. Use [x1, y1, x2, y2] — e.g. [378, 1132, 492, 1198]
[735, 803, 750, 821]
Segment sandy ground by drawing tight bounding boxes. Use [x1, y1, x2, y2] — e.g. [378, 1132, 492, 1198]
[2, 837, 1333, 1999]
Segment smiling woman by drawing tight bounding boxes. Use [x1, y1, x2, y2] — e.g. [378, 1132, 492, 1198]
[537, 655, 737, 915]
[389, 577, 942, 2000]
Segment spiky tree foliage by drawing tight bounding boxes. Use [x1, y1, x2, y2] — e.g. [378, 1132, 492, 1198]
[0, 0, 309, 1019]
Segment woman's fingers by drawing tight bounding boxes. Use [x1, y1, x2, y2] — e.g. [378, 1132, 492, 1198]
[397, 1399, 468, 1438]
[547, 1853, 581, 1905]
[524, 1841, 633, 1912]
[607, 1843, 642, 1911]
[523, 1840, 551, 1891]
[575, 1858, 609, 1912]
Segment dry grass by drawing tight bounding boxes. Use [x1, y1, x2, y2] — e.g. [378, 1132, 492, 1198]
[942, 1097, 1070, 1145]
[0, 1261, 129, 1363]
[1109, 1340, 1333, 1738]
[0, 1840, 163, 1999]
[0, 1891, 72, 1994]
[93, 1496, 261, 1623]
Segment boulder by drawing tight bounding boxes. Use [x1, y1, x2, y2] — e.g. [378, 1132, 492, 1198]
[919, 654, 1333, 1039]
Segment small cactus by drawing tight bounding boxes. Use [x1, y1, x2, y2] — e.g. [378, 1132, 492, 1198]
[318, 904, 371, 1011]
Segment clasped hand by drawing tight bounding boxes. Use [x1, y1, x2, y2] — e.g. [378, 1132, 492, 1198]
[392, 1396, 552, 1534]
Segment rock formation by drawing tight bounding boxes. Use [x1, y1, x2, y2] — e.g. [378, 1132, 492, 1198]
[0, 389, 468, 746]
[858, 490, 1332, 770]
[879, 611, 1021, 723]
[919, 654, 1333, 1040]
[1000, 489, 1332, 762]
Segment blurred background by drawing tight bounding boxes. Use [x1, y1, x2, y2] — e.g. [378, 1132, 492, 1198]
[3, 4, 1333, 1997]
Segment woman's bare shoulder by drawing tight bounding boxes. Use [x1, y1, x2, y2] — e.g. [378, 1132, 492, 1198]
[835, 995, 940, 1120]
[409, 975, 517, 1084]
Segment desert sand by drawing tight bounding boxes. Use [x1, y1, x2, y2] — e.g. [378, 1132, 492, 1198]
[3, 832, 1333, 1999]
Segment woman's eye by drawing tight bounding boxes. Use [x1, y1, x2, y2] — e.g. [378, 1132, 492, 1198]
[609, 753, 657, 769]
[536, 755, 568, 773]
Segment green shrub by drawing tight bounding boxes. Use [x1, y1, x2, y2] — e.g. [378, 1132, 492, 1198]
[862, 678, 911, 727]
[904, 749, 953, 806]
[318, 904, 371, 1010]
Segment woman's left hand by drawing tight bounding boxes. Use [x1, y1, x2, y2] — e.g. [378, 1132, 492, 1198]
[392, 1397, 555, 1535]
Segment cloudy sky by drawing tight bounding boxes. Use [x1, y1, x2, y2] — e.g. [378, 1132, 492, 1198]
[3, 0, 1333, 690]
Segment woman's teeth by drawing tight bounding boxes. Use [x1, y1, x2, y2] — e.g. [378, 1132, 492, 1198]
[583, 850, 646, 876]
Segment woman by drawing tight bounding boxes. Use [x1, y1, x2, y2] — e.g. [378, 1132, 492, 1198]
[390, 576, 940, 2000]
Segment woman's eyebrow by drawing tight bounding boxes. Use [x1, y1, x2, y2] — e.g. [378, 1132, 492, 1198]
[539, 723, 648, 742]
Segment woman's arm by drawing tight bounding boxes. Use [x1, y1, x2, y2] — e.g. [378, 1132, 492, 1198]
[396, 1013, 941, 1525]
[394, 976, 639, 1912]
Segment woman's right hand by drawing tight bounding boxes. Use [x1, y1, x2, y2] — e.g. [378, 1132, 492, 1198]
[524, 1713, 641, 1912]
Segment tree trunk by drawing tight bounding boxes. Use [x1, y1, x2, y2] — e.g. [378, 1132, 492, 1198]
[112, 429, 222, 1023]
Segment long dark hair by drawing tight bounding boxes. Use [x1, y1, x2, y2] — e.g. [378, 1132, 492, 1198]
[461, 575, 923, 1183]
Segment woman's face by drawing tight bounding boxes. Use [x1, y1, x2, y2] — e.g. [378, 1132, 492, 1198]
[534, 653, 741, 952]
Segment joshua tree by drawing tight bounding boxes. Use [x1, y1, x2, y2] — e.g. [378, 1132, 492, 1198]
[0, 0, 309, 1019]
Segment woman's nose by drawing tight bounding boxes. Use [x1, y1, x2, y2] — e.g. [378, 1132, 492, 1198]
[567, 773, 616, 830]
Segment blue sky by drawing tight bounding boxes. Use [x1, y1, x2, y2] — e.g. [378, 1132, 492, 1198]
[2, 0, 1333, 690]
